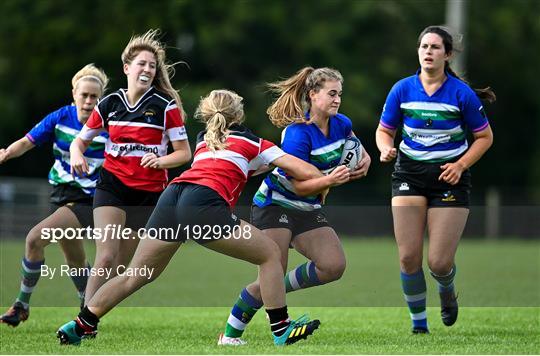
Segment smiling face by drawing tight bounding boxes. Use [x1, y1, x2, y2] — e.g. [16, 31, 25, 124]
[309, 80, 342, 118]
[418, 32, 449, 73]
[123, 50, 157, 95]
[72, 80, 102, 123]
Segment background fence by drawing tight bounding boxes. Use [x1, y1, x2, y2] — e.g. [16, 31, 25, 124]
[1, 177, 537, 239]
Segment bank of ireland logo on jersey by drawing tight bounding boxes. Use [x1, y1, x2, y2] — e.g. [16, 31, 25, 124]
[399, 182, 410, 191]
[279, 214, 288, 224]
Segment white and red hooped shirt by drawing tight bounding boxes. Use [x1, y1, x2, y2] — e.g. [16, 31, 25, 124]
[172, 124, 285, 208]
[79, 87, 187, 192]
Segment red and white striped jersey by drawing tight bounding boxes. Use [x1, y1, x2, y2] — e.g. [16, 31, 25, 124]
[172, 124, 285, 208]
[79, 87, 187, 192]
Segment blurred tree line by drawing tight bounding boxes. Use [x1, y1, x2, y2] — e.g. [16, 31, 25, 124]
[0, 0, 539, 204]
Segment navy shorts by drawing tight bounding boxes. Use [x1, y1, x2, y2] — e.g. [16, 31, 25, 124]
[391, 152, 471, 207]
[93, 168, 161, 229]
[145, 183, 241, 244]
[49, 184, 93, 228]
[251, 204, 330, 237]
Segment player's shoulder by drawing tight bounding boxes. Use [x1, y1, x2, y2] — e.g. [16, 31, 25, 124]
[446, 74, 477, 99]
[333, 112, 352, 125]
[44, 104, 77, 124]
[229, 124, 261, 145]
[151, 88, 175, 105]
[392, 75, 416, 92]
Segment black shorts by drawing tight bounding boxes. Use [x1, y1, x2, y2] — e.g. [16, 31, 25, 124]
[145, 183, 241, 244]
[251, 204, 330, 237]
[391, 152, 471, 207]
[49, 184, 94, 228]
[93, 168, 161, 230]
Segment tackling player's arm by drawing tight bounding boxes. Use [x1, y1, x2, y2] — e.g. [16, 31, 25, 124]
[271, 154, 323, 181]
[290, 165, 350, 196]
[0, 137, 35, 164]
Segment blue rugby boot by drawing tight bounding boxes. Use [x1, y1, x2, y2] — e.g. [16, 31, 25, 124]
[57, 320, 82, 345]
[273, 314, 320, 346]
[57, 319, 97, 345]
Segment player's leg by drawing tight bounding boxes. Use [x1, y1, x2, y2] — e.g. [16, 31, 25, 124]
[57, 203, 94, 307]
[57, 236, 181, 344]
[83, 206, 126, 301]
[1, 206, 81, 327]
[427, 207, 469, 326]
[205, 221, 320, 345]
[57, 183, 182, 344]
[289, 226, 346, 291]
[221, 227, 291, 344]
[392, 196, 429, 333]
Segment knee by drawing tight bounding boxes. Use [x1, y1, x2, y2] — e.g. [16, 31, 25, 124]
[318, 258, 346, 282]
[428, 258, 454, 276]
[261, 241, 282, 265]
[93, 252, 118, 269]
[399, 253, 422, 274]
[26, 229, 47, 252]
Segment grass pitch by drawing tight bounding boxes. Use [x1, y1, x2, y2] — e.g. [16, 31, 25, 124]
[1, 237, 539, 354]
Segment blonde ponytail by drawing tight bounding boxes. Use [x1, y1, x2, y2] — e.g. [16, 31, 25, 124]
[195, 90, 244, 152]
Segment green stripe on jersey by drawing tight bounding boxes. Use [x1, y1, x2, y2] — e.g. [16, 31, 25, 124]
[309, 139, 345, 164]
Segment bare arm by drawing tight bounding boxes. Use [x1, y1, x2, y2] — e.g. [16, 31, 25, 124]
[70, 137, 91, 176]
[290, 165, 351, 196]
[271, 154, 323, 181]
[0, 137, 35, 164]
[375, 124, 397, 163]
[439, 125, 494, 185]
[140, 139, 192, 169]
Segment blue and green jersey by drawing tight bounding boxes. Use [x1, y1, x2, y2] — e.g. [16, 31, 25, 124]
[380, 70, 489, 162]
[26, 105, 107, 195]
[253, 113, 353, 211]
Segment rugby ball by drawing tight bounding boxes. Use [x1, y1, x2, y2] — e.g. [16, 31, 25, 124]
[338, 137, 363, 170]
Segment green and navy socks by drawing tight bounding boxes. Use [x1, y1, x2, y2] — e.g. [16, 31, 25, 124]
[15, 257, 44, 309]
[430, 265, 457, 294]
[285, 261, 322, 292]
[224, 288, 263, 338]
[400, 269, 428, 332]
[224, 261, 322, 338]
